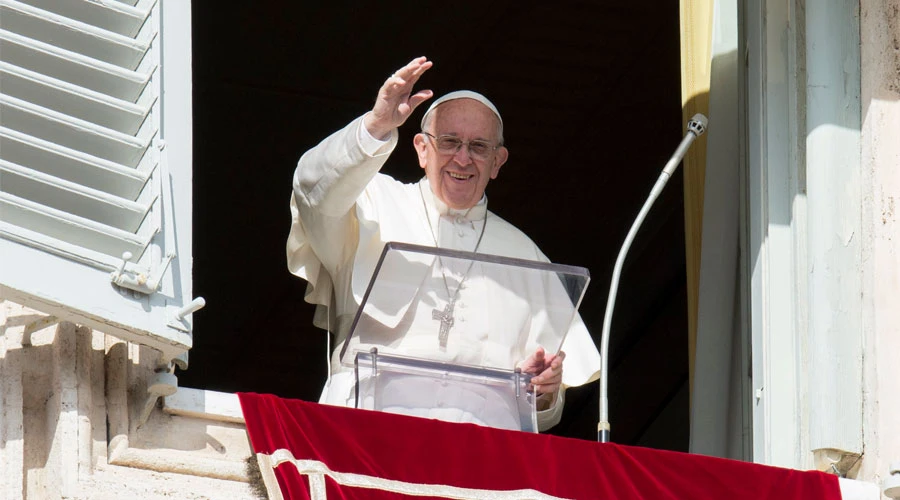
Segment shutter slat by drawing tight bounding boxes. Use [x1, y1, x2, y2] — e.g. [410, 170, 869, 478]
[14, 0, 150, 38]
[0, 127, 149, 200]
[0, 192, 151, 259]
[0, 0, 151, 70]
[1, 159, 153, 232]
[0, 94, 151, 167]
[0, 29, 151, 102]
[0, 62, 151, 135]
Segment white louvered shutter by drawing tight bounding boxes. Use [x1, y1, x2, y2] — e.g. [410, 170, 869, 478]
[0, 0, 195, 363]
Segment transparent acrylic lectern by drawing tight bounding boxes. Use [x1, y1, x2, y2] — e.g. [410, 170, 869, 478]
[340, 242, 590, 432]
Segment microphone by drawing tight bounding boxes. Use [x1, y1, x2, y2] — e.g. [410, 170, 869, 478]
[597, 114, 708, 443]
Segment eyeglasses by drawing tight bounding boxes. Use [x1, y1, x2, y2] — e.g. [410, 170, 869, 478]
[421, 132, 500, 161]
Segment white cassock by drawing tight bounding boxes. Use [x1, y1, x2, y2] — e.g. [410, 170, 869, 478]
[288, 115, 601, 430]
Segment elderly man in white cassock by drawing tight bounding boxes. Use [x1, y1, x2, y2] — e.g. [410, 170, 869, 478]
[288, 56, 601, 431]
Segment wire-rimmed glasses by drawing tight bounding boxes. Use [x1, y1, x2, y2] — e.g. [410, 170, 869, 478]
[421, 132, 501, 161]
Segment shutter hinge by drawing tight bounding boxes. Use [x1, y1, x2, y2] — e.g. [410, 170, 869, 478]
[166, 297, 207, 332]
[110, 251, 175, 294]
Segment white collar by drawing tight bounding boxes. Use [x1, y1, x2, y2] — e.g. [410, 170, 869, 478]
[418, 177, 487, 221]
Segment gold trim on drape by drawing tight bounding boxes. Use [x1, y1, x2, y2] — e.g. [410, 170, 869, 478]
[679, 1, 713, 403]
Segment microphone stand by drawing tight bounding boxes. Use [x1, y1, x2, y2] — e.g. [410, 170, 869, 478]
[598, 114, 708, 443]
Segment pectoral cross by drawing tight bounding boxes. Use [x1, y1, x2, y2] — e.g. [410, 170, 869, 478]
[432, 302, 455, 348]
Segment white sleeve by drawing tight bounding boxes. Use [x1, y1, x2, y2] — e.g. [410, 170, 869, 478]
[287, 115, 398, 315]
[537, 386, 566, 431]
[357, 114, 392, 156]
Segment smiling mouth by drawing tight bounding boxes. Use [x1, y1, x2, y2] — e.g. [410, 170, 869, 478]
[448, 172, 473, 181]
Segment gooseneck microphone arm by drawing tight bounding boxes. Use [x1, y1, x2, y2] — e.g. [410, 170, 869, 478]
[598, 114, 708, 443]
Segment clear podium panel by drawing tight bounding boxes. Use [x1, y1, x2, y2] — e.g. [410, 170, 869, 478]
[339, 242, 591, 374]
[355, 351, 538, 432]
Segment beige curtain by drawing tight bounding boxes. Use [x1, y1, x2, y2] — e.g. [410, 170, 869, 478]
[684, 0, 744, 459]
[679, 0, 713, 402]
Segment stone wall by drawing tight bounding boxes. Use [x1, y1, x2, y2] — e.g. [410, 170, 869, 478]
[859, 0, 900, 492]
[0, 301, 261, 499]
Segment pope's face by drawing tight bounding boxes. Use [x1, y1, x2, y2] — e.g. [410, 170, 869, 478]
[414, 99, 508, 210]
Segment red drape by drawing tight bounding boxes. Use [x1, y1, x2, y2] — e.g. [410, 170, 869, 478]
[238, 392, 841, 500]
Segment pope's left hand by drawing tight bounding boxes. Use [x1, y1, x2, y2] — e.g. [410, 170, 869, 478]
[518, 346, 565, 397]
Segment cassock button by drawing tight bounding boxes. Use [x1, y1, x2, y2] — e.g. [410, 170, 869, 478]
[455, 215, 466, 225]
